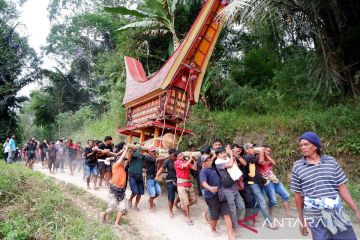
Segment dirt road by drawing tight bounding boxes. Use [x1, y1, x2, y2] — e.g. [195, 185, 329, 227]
[34, 165, 358, 239]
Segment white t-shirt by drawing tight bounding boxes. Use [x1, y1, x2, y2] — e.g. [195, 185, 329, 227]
[215, 157, 243, 180]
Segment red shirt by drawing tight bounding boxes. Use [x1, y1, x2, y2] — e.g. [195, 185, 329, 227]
[258, 161, 273, 177]
[174, 160, 193, 187]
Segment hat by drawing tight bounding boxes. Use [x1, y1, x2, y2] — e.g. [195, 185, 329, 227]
[299, 132, 321, 150]
[200, 154, 211, 163]
[148, 146, 156, 152]
[243, 143, 255, 149]
[214, 147, 226, 155]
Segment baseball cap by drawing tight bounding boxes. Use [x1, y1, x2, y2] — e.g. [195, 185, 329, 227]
[148, 146, 156, 152]
[214, 147, 226, 155]
[200, 154, 211, 163]
[243, 143, 256, 149]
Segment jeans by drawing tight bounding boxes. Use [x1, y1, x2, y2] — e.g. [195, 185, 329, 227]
[59, 157, 65, 170]
[250, 183, 271, 223]
[264, 181, 290, 208]
[146, 179, 161, 197]
[7, 151, 14, 164]
[224, 190, 245, 228]
[85, 164, 98, 177]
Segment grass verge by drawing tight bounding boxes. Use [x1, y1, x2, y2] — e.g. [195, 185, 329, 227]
[0, 161, 119, 240]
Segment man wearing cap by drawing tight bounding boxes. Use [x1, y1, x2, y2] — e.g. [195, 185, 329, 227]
[199, 154, 234, 240]
[243, 143, 276, 229]
[291, 132, 360, 239]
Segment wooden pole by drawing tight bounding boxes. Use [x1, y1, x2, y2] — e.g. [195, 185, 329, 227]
[127, 131, 133, 143]
[140, 129, 146, 143]
[154, 127, 160, 147]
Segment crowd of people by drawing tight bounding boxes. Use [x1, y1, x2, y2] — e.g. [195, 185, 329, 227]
[2, 132, 360, 240]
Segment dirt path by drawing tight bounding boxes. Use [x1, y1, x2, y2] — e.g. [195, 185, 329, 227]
[34, 164, 359, 239]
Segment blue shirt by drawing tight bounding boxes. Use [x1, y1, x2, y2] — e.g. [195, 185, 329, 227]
[199, 167, 221, 199]
[8, 138, 16, 152]
[291, 155, 348, 217]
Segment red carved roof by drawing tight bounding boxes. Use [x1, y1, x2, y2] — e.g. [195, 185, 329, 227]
[122, 0, 226, 106]
[122, 39, 185, 105]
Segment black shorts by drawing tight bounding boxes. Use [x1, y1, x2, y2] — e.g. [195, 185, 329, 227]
[98, 161, 112, 174]
[166, 181, 177, 202]
[205, 195, 231, 220]
[41, 152, 47, 161]
[27, 153, 35, 161]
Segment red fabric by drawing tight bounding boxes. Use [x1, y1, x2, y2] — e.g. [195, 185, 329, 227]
[66, 143, 78, 151]
[174, 160, 193, 187]
[258, 161, 273, 177]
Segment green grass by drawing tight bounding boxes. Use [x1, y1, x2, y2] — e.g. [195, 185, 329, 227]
[0, 161, 119, 240]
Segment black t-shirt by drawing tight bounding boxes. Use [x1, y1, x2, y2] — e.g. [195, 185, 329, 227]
[97, 143, 113, 160]
[244, 154, 265, 185]
[26, 143, 36, 154]
[162, 158, 176, 180]
[47, 148, 57, 159]
[84, 147, 97, 167]
[143, 155, 156, 180]
[39, 142, 48, 153]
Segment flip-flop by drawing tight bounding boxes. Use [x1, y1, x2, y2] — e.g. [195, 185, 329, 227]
[186, 219, 194, 226]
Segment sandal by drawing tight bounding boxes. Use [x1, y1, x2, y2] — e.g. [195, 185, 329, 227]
[186, 219, 194, 226]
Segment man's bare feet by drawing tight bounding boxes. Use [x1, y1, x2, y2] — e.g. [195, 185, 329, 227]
[169, 212, 174, 218]
[114, 224, 121, 229]
[202, 211, 209, 223]
[87, 186, 90, 189]
[128, 200, 132, 209]
[133, 207, 140, 212]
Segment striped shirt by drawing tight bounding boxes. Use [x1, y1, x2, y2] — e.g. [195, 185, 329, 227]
[290, 155, 348, 217]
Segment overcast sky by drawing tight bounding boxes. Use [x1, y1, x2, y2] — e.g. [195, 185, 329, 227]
[18, 0, 53, 97]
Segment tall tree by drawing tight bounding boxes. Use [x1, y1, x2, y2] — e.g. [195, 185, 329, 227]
[219, 0, 360, 97]
[0, 0, 41, 142]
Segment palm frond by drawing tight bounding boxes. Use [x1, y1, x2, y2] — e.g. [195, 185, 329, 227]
[217, 0, 252, 23]
[116, 20, 165, 31]
[104, 6, 152, 18]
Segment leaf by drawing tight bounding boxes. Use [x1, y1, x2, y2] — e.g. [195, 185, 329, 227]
[116, 21, 165, 31]
[144, 0, 168, 19]
[104, 6, 150, 18]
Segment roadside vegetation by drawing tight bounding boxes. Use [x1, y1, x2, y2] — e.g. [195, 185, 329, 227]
[0, 161, 119, 240]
